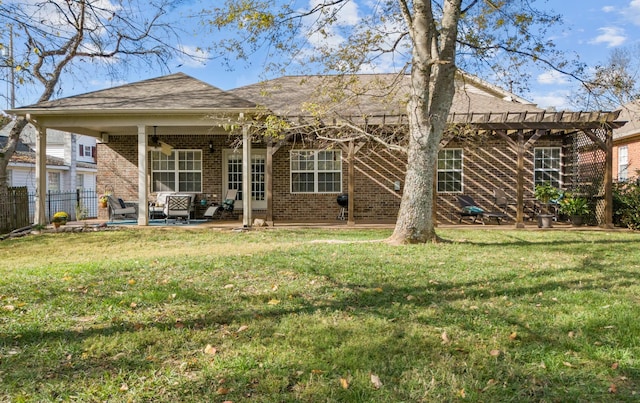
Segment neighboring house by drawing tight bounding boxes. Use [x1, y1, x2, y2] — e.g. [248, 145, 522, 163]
[1, 124, 97, 193]
[7, 72, 624, 227]
[613, 101, 640, 181]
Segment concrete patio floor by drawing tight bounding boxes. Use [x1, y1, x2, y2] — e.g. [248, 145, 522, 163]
[59, 218, 628, 232]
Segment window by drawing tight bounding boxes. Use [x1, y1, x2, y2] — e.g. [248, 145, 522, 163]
[437, 149, 463, 193]
[76, 174, 84, 190]
[290, 150, 342, 193]
[48, 172, 61, 192]
[618, 145, 629, 181]
[534, 147, 562, 188]
[151, 150, 202, 192]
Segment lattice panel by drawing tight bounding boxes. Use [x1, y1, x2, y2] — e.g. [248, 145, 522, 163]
[568, 128, 608, 224]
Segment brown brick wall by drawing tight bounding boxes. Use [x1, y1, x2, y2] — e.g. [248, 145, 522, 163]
[98, 134, 567, 223]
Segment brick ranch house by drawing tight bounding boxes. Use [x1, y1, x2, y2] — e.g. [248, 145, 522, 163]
[8, 72, 625, 227]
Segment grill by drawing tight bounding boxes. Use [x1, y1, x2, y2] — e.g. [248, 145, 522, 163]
[337, 194, 348, 220]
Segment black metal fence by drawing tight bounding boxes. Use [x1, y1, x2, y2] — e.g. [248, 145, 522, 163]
[1, 189, 99, 233]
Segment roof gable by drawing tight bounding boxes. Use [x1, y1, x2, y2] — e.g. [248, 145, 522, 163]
[17, 73, 256, 111]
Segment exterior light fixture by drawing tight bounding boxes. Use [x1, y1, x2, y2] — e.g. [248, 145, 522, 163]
[208, 140, 215, 153]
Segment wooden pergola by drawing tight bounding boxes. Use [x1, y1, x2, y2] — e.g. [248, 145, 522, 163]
[299, 109, 627, 227]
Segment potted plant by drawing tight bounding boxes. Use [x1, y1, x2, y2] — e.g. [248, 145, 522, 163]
[559, 194, 590, 226]
[534, 182, 561, 228]
[51, 211, 69, 229]
[99, 194, 110, 208]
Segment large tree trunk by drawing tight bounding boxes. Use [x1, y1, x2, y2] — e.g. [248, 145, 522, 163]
[389, 0, 461, 244]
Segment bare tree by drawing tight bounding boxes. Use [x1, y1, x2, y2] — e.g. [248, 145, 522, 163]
[571, 45, 640, 111]
[204, 0, 572, 243]
[0, 0, 190, 214]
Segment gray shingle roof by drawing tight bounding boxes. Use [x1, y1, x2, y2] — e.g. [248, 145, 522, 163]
[16, 73, 256, 111]
[230, 74, 543, 119]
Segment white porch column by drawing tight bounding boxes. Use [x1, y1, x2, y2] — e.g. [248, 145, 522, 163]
[34, 127, 47, 226]
[137, 125, 149, 225]
[242, 124, 252, 227]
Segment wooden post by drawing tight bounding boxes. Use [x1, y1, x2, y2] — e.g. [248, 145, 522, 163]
[604, 129, 614, 228]
[347, 141, 355, 226]
[516, 131, 525, 228]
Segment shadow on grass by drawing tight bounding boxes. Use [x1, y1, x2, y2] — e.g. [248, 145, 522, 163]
[1, 234, 639, 401]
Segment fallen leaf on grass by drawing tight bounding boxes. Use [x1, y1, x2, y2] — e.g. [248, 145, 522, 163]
[509, 332, 517, 340]
[224, 284, 234, 289]
[609, 384, 617, 394]
[489, 349, 501, 357]
[568, 331, 575, 338]
[441, 331, 450, 344]
[612, 362, 619, 370]
[340, 377, 349, 389]
[128, 279, 136, 285]
[563, 361, 574, 368]
[3, 305, 14, 311]
[374, 287, 383, 293]
[267, 299, 280, 305]
[370, 373, 382, 389]
[120, 383, 129, 391]
[204, 344, 217, 355]
[237, 325, 249, 333]
[217, 387, 230, 395]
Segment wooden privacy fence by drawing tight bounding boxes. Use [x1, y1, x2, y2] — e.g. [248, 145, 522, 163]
[0, 187, 30, 234]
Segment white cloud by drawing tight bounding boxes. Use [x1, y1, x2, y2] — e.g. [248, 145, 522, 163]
[625, 0, 640, 25]
[602, 6, 615, 13]
[590, 27, 627, 47]
[537, 70, 569, 85]
[176, 45, 209, 69]
[529, 90, 572, 110]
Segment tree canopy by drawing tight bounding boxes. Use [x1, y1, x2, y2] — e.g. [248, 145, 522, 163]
[202, 0, 572, 243]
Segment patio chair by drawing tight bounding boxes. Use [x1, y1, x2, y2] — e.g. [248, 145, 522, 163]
[148, 192, 172, 219]
[457, 195, 507, 225]
[164, 194, 192, 224]
[107, 195, 137, 220]
[203, 189, 238, 220]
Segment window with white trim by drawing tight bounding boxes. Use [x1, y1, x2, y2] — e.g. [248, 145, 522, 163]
[290, 150, 342, 193]
[151, 150, 202, 192]
[618, 145, 629, 181]
[437, 149, 463, 193]
[534, 147, 562, 188]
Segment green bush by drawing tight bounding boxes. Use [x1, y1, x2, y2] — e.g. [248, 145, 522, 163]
[613, 180, 640, 229]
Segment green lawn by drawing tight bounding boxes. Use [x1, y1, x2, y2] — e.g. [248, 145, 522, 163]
[1, 228, 639, 402]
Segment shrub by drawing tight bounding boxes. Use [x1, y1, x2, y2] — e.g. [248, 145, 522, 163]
[613, 180, 640, 230]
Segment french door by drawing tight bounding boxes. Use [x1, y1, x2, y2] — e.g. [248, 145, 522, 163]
[223, 150, 266, 210]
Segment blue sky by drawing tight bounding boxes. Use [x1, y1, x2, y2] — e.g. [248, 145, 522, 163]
[4, 0, 640, 111]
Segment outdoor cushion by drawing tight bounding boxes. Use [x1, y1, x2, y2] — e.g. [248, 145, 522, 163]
[463, 205, 484, 214]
